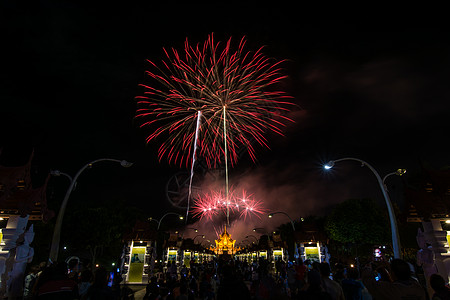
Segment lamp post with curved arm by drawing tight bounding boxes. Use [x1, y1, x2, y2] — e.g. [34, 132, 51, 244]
[324, 157, 405, 259]
[245, 235, 258, 244]
[49, 158, 133, 263]
[148, 212, 184, 269]
[241, 239, 252, 246]
[383, 169, 407, 188]
[193, 235, 205, 244]
[179, 227, 198, 239]
[268, 212, 296, 231]
[149, 212, 184, 231]
[50, 170, 73, 183]
[268, 211, 298, 259]
[201, 240, 211, 247]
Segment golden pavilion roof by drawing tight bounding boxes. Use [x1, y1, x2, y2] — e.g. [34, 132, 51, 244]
[210, 226, 240, 255]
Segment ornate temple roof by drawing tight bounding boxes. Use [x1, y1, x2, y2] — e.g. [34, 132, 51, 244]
[294, 222, 328, 243]
[405, 166, 450, 221]
[122, 220, 157, 241]
[0, 150, 54, 221]
[210, 226, 240, 255]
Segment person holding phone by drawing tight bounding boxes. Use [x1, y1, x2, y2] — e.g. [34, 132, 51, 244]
[361, 259, 426, 300]
[341, 267, 364, 300]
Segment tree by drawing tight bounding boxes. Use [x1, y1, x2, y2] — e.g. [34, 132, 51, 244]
[325, 198, 390, 245]
[61, 200, 145, 267]
[277, 222, 295, 259]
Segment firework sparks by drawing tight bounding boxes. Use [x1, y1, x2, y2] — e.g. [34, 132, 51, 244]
[185, 110, 202, 222]
[191, 190, 222, 221]
[191, 188, 266, 221]
[135, 33, 294, 169]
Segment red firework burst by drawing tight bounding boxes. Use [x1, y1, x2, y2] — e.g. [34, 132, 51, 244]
[191, 190, 222, 221]
[135, 33, 294, 168]
[191, 188, 266, 221]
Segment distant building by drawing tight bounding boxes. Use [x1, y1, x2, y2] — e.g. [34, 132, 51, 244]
[210, 226, 240, 255]
[121, 221, 157, 284]
[295, 221, 329, 263]
[405, 165, 450, 296]
[0, 150, 53, 298]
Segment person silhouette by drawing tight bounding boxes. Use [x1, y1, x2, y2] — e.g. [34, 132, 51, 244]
[131, 254, 141, 263]
[430, 273, 450, 300]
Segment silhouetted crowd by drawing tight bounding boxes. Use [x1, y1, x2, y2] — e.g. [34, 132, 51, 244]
[21, 260, 126, 299]
[142, 257, 437, 300]
[18, 256, 450, 299]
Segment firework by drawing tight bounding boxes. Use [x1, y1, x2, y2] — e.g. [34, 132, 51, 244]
[135, 33, 294, 169]
[191, 188, 266, 221]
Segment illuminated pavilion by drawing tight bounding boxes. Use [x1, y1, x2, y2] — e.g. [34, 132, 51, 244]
[210, 226, 240, 255]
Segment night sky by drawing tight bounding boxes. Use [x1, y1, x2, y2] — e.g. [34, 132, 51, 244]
[1, 3, 450, 241]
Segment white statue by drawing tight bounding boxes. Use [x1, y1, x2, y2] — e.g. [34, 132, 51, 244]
[417, 227, 436, 277]
[7, 225, 35, 298]
[0, 215, 30, 298]
[0, 255, 8, 279]
[322, 245, 331, 264]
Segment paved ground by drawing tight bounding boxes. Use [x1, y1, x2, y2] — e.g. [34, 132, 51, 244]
[124, 284, 146, 299]
[124, 281, 253, 299]
[133, 288, 147, 300]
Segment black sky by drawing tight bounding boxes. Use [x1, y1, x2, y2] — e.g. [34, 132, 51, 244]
[1, 3, 450, 240]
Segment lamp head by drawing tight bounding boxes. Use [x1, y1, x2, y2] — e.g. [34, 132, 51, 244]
[120, 160, 134, 168]
[268, 213, 273, 218]
[396, 169, 406, 176]
[324, 161, 335, 170]
[50, 170, 61, 176]
[179, 216, 184, 220]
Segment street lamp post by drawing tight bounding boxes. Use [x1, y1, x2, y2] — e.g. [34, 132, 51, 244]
[268, 211, 298, 260]
[200, 240, 211, 251]
[242, 239, 251, 246]
[193, 235, 205, 243]
[383, 169, 407, 188]
[180, 227, 198, 239]
[148, 212, 184, 272]
[268, 212, 296, 231]
[245, 235, 258, 244]
[49, 158, 133, 263]
[324, 157, 405, 259]
[149, 213, 184, 231]
[50, 170, 73, 183]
